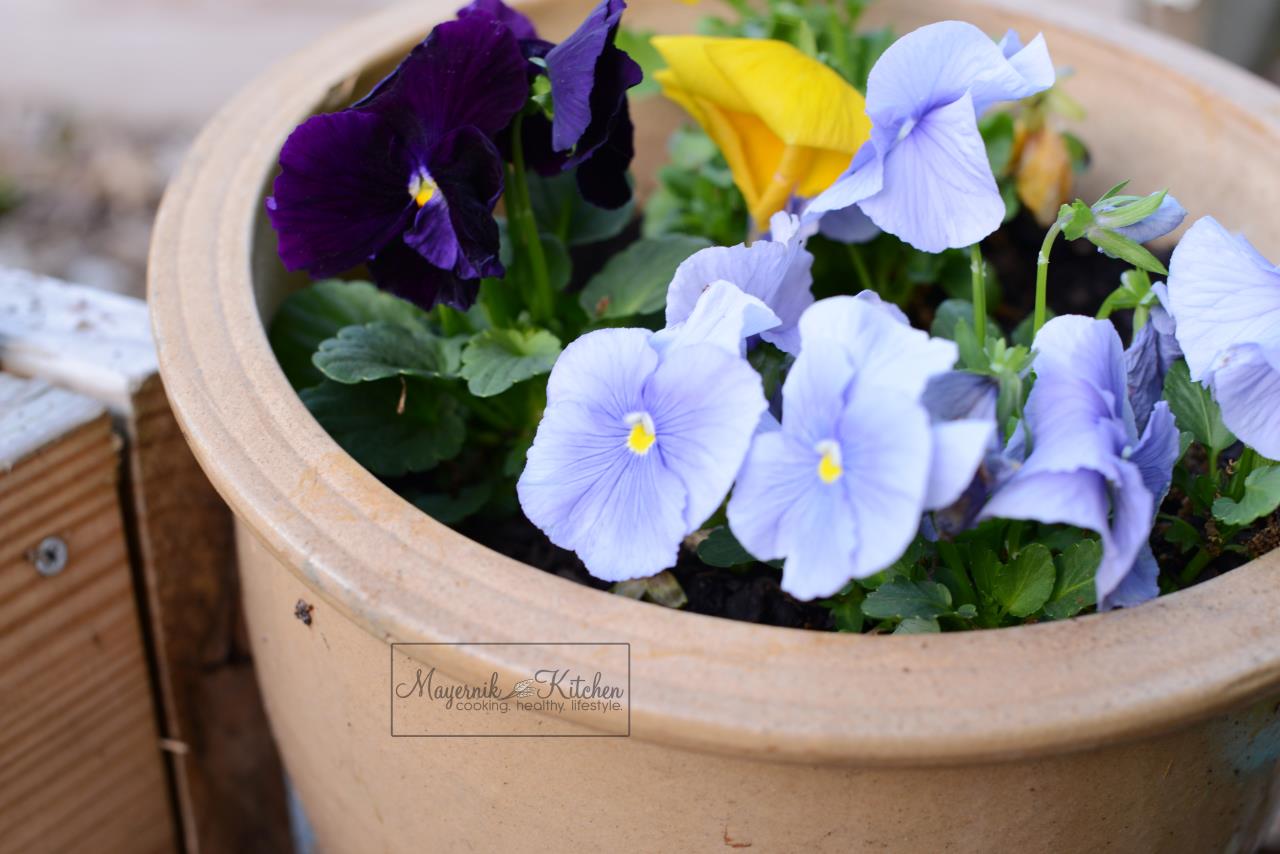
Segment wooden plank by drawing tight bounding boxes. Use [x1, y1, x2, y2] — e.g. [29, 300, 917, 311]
[0, 374, 176, 854]
[0, 268, 291, 853]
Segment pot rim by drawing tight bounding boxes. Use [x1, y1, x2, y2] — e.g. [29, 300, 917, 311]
[149, 0, 1280, 765]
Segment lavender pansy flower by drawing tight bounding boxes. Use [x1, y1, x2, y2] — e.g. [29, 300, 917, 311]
[267, 16, 527, 309]
[651, 280, 780, 357]
[805, 21, 1055, 253]
[1098, 194, 1187, 245]
[1124, 282, 1182, 433]
[468, 0, 642, 209]
[666, 212, 815, 355]
[979, 316, 1180, 609]
[518, 286, 771, 581]
[727, 296, 990, 600]
[1166, 216, 1280, 459]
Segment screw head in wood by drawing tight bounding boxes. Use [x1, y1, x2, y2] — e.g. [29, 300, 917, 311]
[31, 536, 68, 577]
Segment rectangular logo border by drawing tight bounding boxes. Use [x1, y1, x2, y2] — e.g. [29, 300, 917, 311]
[389, 642, 631, 738]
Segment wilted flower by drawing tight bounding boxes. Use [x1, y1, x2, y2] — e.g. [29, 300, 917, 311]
[980, 316, 1180, 609]
[727, 295, 990, 600]
[664, 212, 814, 354]
[806, 21, 1055, 253]
[267, 16, 528, 309]
[653, 36, 872, 226]
[518, 285, 770, 581]
[1166, 216, 1280, 458]
[1015, 125, 1074, 227]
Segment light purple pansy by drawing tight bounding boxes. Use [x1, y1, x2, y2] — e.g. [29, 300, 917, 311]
[1166, 216, 1280, 459]
[727, 295, 990, 600]
[1099, 194, 1187, 245]
[805, 21, 1055, 254]
[1124, 282, 1182, 433]
[665, 212, 815, 355]
[979, 316, 1180, 609]
[518, 284, 771, 581]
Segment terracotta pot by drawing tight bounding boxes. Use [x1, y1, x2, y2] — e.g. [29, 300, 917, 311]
[149, 0, 1280, 850]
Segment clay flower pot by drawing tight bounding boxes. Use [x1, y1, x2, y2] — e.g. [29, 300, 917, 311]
[149, 1, 1280, 850]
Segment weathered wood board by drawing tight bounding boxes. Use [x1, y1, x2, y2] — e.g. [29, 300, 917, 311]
[0, 374, 176, 854]
[0, 268, 290, 853]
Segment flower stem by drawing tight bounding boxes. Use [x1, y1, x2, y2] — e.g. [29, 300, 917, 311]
[847, 244, 873, 293]
[970, 243, 986, 348]
[1034, 222, 1062, 335]
[1179, 547, 1213, 587]
[507, 113, 554, 326]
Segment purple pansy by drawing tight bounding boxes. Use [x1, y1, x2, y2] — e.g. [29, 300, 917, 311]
[466, 0, 642, 209]
[805, 21, 1055, 253]
[665, 212, 815, 355]
[727, 295, 990, 600]
[1166, 216, 1280, 459]
[979, 316, 1180, 609]
[267, 16, 527, 309]
[518, 284, 771, 581]
[1124, 282, 1182, 433]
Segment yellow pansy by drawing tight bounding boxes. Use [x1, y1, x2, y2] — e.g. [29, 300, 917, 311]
[652, 36, 872, 225]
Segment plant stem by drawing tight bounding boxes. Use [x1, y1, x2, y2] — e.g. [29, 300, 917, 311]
[847, 244, 873, 293]
[1179, 547, 1213, 587]
[507, 114, 554, 325]
[1034, 222, 1062, 335]
[970, 243, 986, 348]
[1228, 447, 1259, 500]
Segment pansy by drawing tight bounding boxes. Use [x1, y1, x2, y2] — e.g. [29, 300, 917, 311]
[652, 36, 872, 226]
[465, 0, 642, 209]
[1098, 194, 1186, 245]
[806, 22, 1055, 253]
[518, 284, 771, 581]
[1124, 282, 1181, 433]
[979, 316, 1180, 609]
[727, 295, 991, 600]
[1165, 217, 1280, 459]
[664, 212, 814, 354]
[266, 16, 528, 309]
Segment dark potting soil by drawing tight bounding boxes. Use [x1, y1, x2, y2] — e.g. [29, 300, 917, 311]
[458, 211, 1280, 630]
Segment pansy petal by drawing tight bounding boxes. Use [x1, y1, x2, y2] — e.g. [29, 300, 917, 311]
[573, 90, 637, 209]
[1033, 315, 1128, 407]
[803, 141, 884, 218]
[979, 468, 1109, 535]
[266, 110, 414, 276]
[1020, 374, 1122, 479]
[923, 371, 998, 422]
[1104, 193, 1186, 244]
[925, 419, 994, 510]
[368, 239, 480, 310]
[797, 295, 957, 399]
[1167, 216, 1280, 381]
[858, 92, 1005, 253]
[1101, 543, 1159, 611]
[728, 430, 821, 562]
[412, 126, 506, 279]
[545, 327, 657, 418]
[546, 0, 627, 152]
[778, 480, 861, 600]
[778, 336, 853, 445]
[456, 0, 538, 41]
[1095, 460, 1156, 604]
[839, 383, 933, 576]
[818, 204, 881, 244]
[1129, 400, 1179, 503]
[650, 280, 780, 357]
[645, 343, 767, 529]
[866, 21, 1053, 121]
[1207, 342, 1280, 459]
[1124, 319, 1164, 434]
[518, 401, 688, 581]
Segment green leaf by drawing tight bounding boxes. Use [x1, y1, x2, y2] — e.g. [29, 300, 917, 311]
[1212, 465, 1280, 526]
[1161, 515, 1202, 554]
[979, 112, 1016, 175]
[1011, 311, 1052, 348]
[826, 591, 865, 633]
[579, 234, 713, 320]
[1042, 539, 1100, 620]
[1163, 360, 1236, 454]
[995, 543, 1055, 618]
[615, 28, 665, 98]
[931, 298, 1002, 344]
[312, 322, 463, 384]
[1096, 190, 1167, 229]
[528, 170, 635, 247]
[861, 578, 953, 621]
[459, 328, 562, 398]
[300, 378, 464, 477]
[1088, 228, 1168, 276]
[893, 616, 941, 635]
[408, 482, 492, 525]
[697, 527, 757, 568]
[269, 279, 429, 389]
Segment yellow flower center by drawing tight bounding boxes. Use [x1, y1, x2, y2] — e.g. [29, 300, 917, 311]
[409, 172, 438, 207]
[625, 412, 657, 455]
[815, 440, 843, 484]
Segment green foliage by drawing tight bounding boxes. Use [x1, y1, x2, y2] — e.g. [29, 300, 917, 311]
[527, 170, 635, 247]
[1042, 540, 1101, 620]
[643, 127, 748, 246]
[1163, 361, 1235, 456]
[697, 526, 757, 568]
[459, 328, 562, 398]
[861, 578, 954, 622]
[1212, 465, 1280, 526]
[615, 28, 666, 98]
[300, 378, 464, 477]
[313, 322, 463, 384]
[579, 234, 712, 320]
[993, 544, 1055, 617]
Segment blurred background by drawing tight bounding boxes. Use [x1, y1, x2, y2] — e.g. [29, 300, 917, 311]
[0, 0, 1277, 302]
